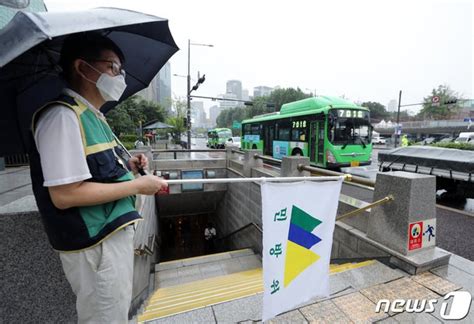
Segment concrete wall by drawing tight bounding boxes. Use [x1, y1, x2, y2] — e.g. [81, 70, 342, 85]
[1, 212, 77, 323]
[1, 194, 159, 322]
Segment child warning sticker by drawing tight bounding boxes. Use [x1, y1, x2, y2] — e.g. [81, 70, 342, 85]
[408, 221, 423, 251]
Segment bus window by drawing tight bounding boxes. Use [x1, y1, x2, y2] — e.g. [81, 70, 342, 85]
[278, 127, 290, 141]
[329, 109, 371, 145]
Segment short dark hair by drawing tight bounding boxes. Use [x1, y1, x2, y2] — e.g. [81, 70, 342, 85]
[59, 32, 125, 82]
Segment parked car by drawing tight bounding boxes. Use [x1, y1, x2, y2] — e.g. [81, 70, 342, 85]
[224, 136, 241, 149]
[372, 136, 386, 145]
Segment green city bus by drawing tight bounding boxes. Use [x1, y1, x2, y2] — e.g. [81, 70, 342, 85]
[241, 96, 372, 169]
[207, 128, 233, 149]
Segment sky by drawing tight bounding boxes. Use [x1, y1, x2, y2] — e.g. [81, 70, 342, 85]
[44, 0, 473, 115]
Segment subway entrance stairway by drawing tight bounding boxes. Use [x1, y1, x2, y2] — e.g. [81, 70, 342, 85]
[136, 248, 473, 323]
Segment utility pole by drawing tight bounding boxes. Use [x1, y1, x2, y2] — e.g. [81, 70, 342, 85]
[394, 90, 402, 148]
[186, 39, 191, 149]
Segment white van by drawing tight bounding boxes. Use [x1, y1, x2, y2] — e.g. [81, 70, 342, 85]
[372, 131, 386, 145]
[455, 132, 474, 144]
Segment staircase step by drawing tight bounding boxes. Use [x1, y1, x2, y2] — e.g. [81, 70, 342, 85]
[139, 260, 375, 323]
[155, 248, 254, 272]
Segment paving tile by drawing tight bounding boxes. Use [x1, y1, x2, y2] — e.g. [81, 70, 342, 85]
[360, 277, 440, 306]
[146, 306, 216, 324]
[377, 312, 442, 324]
[412, 271, 462, 295]
[212, 294, 262, 322]
[268, 310, 307, 323]
[431, 264, 474, 294]
[299, 299, 353, 323]
[336, 260, 405, 290]
[332, 291, 388, 323]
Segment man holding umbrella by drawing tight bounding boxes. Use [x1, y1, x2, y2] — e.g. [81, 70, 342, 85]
[30, 32, 167, 323]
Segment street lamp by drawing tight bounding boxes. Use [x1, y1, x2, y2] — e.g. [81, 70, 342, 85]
[187, 39, 213, 148]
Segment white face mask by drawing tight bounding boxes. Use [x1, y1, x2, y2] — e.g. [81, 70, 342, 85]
[82, 61, 127, 102]
[96, 73, 127, 102]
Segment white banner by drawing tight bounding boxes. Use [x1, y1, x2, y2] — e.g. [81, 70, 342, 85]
[261, 179, 343, 321]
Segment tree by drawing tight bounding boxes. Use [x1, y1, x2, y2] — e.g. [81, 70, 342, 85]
[418, 85, 462, 120]
[269, 87, 311, 112]
[105, 96, 167, 135]
[361, 101, 390, 120]
[166, 99, 187, 144]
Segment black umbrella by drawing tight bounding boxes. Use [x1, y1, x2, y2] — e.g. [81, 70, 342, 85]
[0, 7, 179, 155]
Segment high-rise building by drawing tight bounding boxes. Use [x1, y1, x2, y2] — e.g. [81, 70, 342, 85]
[191, 101, 206, 128]
[209, 105, 222, 126]
[138, 62, 172, 113]
[156, 62, 172, 113]
[220, 92, 238, 110]
[226, 80, 242, 99]
[0, 0, 46, 28]
[387, 99, 398, 112]
[242, 89, 250, 102]
[253, 86, 273, 97]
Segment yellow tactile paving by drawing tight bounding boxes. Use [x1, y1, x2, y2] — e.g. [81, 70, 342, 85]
[138, 260, 375, 322]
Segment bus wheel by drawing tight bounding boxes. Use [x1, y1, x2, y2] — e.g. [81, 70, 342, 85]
[291, 149, 303, 156]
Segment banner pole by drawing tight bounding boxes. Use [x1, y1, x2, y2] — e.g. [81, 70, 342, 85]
[164, 176, 344, 185]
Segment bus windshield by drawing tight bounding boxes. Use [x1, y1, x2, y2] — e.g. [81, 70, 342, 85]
[218, 130, 232, 138]
[329, 109, 371, 146]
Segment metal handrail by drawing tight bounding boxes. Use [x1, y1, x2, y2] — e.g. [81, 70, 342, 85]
[151, 149, 227, 153]
[299, 164, 376, 188]
[253, 154, 282, 166]
[217, 222, 262, 242]
[231, 149, 244, 155]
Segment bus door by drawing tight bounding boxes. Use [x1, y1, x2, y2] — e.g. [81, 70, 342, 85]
[310, 121, 325, 165]
[265, 125, 274, 155]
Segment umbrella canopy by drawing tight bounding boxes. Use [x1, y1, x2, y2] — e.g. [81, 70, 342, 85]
[0, 7, 178, 155]
[143, 121, 174, 130]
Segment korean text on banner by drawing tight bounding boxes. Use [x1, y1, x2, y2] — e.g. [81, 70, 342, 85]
[261, 179, 343, 321]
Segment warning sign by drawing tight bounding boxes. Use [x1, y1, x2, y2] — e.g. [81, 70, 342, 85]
[408, 222, 423, 251]
[422, 218, 436, 248]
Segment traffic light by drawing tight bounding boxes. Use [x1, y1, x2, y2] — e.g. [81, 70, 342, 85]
[444, 98, 457, 105]
[191, 74, 206, 92]
[183, 117, 187, 127]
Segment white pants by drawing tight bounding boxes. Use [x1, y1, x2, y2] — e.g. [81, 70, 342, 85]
[60, 226, 135, 324]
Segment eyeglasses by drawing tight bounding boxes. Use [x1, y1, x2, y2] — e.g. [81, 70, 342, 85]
[87, 59, 126, 77]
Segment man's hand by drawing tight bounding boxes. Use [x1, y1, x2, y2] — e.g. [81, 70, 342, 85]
[135, 175, 168, 195]
[128, 153, 148, 174]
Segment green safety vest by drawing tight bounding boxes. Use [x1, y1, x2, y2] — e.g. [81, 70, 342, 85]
[30, 94, 141, 252]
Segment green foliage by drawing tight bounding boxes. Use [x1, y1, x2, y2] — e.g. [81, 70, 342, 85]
[215, 87, 311, 128]
[105, 96, 167, 135]
[166, 98, 187, 144]
[431, 142, 474, 150]
[120, 134, 139, 142]
[418, 85, 462, 120]
[361, 101, 390, 120]
[121, 142, 135, 150]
